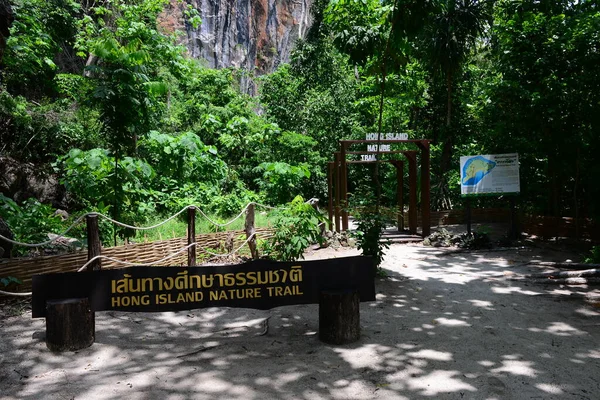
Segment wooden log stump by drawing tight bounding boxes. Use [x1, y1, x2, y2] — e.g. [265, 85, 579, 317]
[46, 298, 94, 352]
[319, 289, 360, 345]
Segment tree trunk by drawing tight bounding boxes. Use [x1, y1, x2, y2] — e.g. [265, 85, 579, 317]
[46, 298, 95, 352]
[319, 289, 360, 345]
[526, 278, 600, 285]
[511, 269, 600, 279]
[528, 261, 600, 270]
[446, 72, 453, 126]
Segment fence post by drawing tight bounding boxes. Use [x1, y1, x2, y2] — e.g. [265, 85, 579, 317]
[46, 214, 99, 351]
[86, 214, 101, 271]
[188, 206, 196, 266]
[245, 203, 259, 259]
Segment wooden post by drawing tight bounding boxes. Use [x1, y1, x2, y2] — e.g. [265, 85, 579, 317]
[245, 203, 259, 259]
[327, 162, 334, 231]
[334, 152, 341, 232]
[187, 206, 196, 266]
[406, 152, 418, 235]
[319, 289, 360, 345]
[419, 141, 431, 237]
[466, 197, 472, 235]
[393, 161, 404, 231]
[46, 298, 94, 352]
[59, 214, 100, 352]
[509, 196, 518, 240]
[341, 143, 349, 231]
[86, 214, 101, 271]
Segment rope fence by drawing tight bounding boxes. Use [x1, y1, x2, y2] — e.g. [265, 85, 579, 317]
[0, 201, 281, 297]
[0, 202, 284, 247]
[0, 199, 324, 297]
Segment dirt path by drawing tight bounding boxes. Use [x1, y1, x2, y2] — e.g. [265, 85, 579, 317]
[1, 243, 599, 399]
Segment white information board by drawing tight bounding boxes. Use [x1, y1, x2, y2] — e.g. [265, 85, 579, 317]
[460, 153, 520, 196]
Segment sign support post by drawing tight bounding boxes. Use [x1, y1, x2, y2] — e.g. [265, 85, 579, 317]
[465, 197, 472, 235]
[460, 153, 520, 238]
[187, 206, 196, 266]
[334, 152, 341, 232]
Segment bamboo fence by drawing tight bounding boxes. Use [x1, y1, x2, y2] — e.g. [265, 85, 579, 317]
[1, 228, 274, 291]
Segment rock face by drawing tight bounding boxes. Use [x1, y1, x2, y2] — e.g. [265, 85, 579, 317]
[0, 157, 67, 209]
[163, 0, 312, 93]
[0, 217, 13, 258]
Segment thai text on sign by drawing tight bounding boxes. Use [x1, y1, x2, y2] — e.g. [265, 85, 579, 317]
[31, 256, 375, 317]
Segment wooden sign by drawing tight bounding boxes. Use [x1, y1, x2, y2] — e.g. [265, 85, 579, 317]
[32, 256, 375, 317]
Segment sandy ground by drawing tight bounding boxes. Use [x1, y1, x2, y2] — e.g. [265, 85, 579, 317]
[1, 241, 600, 400]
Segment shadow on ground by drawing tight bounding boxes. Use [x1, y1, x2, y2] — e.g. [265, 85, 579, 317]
[1, 245, 599, 399]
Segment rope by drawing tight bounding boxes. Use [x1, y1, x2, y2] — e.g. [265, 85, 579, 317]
[253, 202, 284, 211]
[0, 289, 32, 296]
[76, 233, 258, 272]
[0, 203, 251, 247]
[94, 205, 190, 230]
[192, 203, 251, 228]
[0, 214, 87, 247]
[0, 198, 305, 247]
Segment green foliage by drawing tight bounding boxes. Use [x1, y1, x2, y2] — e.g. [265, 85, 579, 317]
[259, 39, 361, 200]
[324, 0, 393, 65]
[0, 194, 65, 252]
[482, 0, 600, 217]
[1, 276, 22, 288]
[585, 246, 600, 265]
[86, 38, 165, 156]
[254, 162, 311, 205]
[139, 131, 225, 184]
[261, 196, 326, 261]
[3, 0, 80, 95]
[352, 207, 389, 273]
[56, 148, 156, 227]
[2, 0, 599, 249]
[0, 90, 102, 163]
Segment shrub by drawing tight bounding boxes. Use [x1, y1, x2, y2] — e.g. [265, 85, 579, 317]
[261, 196, 326, 261]
[585, 246, 600, 264]
[352, 209, 389, 274]
[254, 162, 310, 205]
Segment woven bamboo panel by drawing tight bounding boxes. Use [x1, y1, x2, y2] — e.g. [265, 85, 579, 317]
[0, 228, 274, 292]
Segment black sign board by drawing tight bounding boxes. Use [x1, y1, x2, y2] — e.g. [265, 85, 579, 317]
[32, 256, 375, 318]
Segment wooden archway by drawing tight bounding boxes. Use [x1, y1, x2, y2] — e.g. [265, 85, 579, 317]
[327, 139, 431, 237]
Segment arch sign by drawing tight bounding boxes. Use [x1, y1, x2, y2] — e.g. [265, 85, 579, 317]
[31, 256, 375, 318]
[361, 133, 410, 161]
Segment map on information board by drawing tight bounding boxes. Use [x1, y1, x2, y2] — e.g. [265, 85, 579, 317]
[460, 153, 520, 196]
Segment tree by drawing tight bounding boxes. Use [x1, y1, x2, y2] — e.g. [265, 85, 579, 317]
[2, 0, 80, 96]
[482, 0, 600, 222]
[418, 0, 489, 209]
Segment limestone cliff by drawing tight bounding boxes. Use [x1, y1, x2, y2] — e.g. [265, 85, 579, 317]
[162, 0, 312, 93]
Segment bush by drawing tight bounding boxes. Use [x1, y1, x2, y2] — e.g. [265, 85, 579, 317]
[352, 209, 389, 274]
[254, 162, 310, 205]
[261, 196, 326, 261]
[0, 194, 64, 244]
[585, 246, 600, 264]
